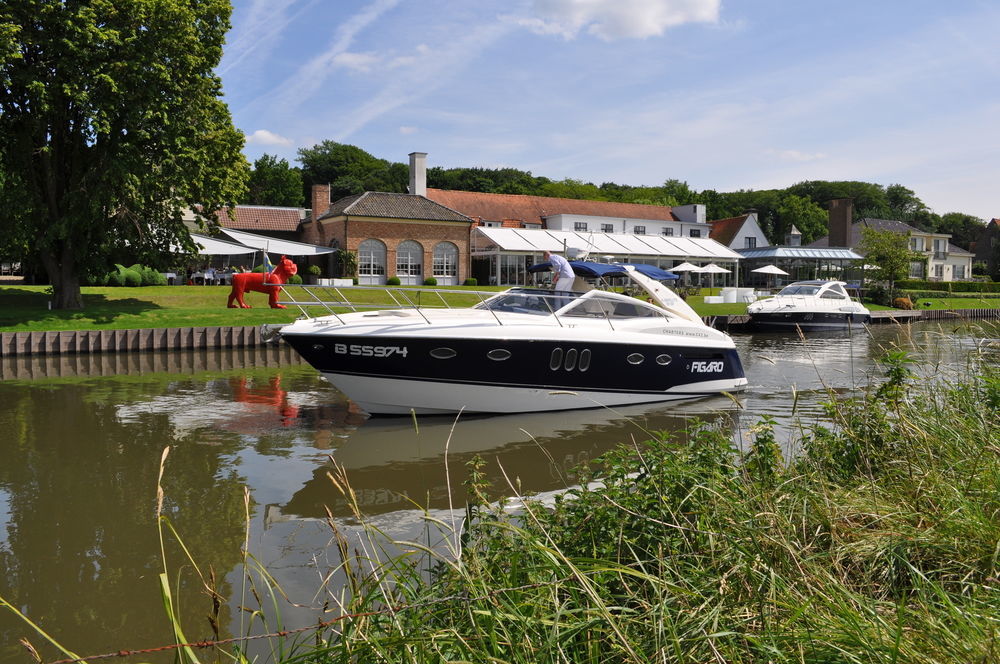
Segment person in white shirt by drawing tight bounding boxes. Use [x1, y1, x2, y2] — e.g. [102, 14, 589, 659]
[543, 250, 575, 291]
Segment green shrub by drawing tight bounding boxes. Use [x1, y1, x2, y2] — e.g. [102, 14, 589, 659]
[106, 268, 125, 287]
[386, 276, 401, 286]
[463, 277, 478, 286]
[286, 274, 303, 285]
[897, 279, 1000, 293]
[423, 277, 437, 286]
[307, 264, 322, 276]
[121, 268, 142, 287]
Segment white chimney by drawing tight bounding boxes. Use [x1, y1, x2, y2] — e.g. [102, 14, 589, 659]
[408, 152, 427, 196]
[673, 203, 706, 225]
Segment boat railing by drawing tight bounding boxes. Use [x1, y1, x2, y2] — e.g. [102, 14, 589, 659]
[276, 283, 504, 325]
[275, 284, 667, 330]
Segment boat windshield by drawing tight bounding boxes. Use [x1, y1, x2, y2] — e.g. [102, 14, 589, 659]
[777, 284, 821, 296]
[475, 289, 581, 315]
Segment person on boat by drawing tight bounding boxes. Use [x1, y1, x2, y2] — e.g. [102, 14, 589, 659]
[543, 250, 575, 292]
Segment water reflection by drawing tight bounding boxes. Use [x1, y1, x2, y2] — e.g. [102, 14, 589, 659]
[0, 321, 996, 663]
[272, 396, 744, 523]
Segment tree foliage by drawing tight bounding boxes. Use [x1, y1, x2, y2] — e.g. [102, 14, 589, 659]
[0, 0, 248, 309]
[297, 141, 406, 202]
[246, 154, 303, 207]
[856, 226, 920, 295]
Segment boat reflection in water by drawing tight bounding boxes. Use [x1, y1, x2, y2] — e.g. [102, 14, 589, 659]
[268, 394, 745, 524]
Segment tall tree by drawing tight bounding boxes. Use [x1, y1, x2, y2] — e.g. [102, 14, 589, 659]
[0, 0, 247, 309]
[246, 154, 303, 207]
[937, 212, 986, 250]
[297, 141, 404, 201]
[856, 226, 919, 297]
[775, 194, 827, 244]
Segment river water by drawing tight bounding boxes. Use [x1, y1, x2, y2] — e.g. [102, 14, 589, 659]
[1, 321, 997, 663]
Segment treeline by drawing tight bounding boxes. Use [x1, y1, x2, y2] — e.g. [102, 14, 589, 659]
[244, 141, 986, 248]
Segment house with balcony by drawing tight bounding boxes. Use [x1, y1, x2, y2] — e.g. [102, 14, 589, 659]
[808, 216, 973, 282]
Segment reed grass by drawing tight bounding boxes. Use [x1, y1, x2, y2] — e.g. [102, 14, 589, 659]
[294, 333, 1000, 663]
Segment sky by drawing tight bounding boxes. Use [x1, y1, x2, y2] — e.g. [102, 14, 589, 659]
[218, 0, 1000, 220]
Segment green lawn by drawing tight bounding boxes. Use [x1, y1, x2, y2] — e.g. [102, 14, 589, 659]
[2, 285, 998, 332]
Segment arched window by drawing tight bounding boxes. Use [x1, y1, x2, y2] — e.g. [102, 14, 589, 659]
[358, 239, 386, 285]
[395, 240, 423, 285]
[433, 242, 458, 285]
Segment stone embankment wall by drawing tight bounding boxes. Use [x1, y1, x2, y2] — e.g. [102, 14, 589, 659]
[0, 325, 269, 357]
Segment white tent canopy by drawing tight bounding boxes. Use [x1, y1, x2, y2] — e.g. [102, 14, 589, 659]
[182, 233, 258, 255]
[219, 228, 337, 256]
[473, 227, 741, 261]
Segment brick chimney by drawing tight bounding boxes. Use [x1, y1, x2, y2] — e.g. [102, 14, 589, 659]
[408, 152, 427, 196]
[828, 198, 854, 247]
[306, 183, 331, 245]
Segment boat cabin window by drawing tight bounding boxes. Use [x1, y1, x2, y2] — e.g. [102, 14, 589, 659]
[562, 294, 663, 319]
[477, 289, 579, 315]
[820, 284, 849, 299]
[778, 284, 820, 296]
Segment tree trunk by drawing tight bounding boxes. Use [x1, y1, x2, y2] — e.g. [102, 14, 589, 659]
[39, 245, 84, 310]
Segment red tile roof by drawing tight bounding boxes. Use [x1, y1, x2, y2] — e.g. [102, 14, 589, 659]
[217, 206, 304, 232]
[424, 189, 678, 225]
[708, 214, 749, 246]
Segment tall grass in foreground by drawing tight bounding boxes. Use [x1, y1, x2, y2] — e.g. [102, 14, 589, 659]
[301, 347, 1000, 663]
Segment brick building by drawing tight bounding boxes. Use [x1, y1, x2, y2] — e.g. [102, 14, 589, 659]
[300, 181, 474, 286]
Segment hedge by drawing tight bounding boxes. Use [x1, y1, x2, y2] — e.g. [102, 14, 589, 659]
[896, 279, 1000, 293]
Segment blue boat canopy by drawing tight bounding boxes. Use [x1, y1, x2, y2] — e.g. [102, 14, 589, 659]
[528, 260, 679, 280]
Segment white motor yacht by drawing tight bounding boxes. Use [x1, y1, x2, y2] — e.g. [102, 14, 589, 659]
[276, 262, 748, 415]
[746, 280, 871, 331]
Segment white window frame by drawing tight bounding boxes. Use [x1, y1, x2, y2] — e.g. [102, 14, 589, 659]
[358, 239, 387, 284]
[432, 241, 458, 280]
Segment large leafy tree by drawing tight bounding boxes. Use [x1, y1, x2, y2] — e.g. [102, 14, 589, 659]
[246, 154, 303, 207]
[0, 0, 248, 309]
[774, 194, 827, 244]
[298, 141, 406, 202]
[857, 226, 920, 296]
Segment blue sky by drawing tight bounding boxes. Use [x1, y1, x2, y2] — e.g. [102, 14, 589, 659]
[219, 0, 999, 220]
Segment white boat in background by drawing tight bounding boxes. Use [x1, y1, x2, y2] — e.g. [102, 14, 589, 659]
[275, 262, 747, 415]
[746, 280, 871, 331]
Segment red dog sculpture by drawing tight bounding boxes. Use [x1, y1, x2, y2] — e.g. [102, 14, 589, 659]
[227, 256, 298, 309]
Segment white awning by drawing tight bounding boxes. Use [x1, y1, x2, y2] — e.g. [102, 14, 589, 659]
[219, 228, 336, 256]
[473, 227, 740, 262]
[185, 233, 258, 255]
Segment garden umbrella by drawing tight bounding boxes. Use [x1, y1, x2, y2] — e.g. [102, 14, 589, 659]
[699, 263, 731, 293]
[751, 264, 788, 290]
[668, 261, 701, 287]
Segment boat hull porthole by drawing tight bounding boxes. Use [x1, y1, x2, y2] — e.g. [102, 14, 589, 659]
[627, 353, 644, 365]
[430, 347, 457, 360]
[655, 354, 672, 366]
[487, 349, 511, 361]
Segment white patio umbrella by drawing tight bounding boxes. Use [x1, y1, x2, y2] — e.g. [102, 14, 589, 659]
[668, 261, 701, 287]
[699, 263, 731, 293]
[751, 264, 789, 290]
[750, 264, 788, 276]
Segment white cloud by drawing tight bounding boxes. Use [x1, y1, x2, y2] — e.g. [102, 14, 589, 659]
[245, 129, 294, 147]
[332, 52, 381, 73]
[261, 0, 403, 114]
[521, 0, 720, 40]
[398, 126, 418, 135]
[220, 0, 308, 74]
